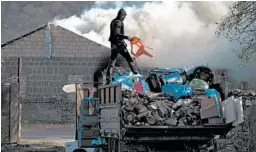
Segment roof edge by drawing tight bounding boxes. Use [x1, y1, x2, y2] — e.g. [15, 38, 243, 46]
[55, 24, 111, 49]
[1, 24, 47, 48]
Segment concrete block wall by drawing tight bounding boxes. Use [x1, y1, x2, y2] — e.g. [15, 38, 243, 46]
[1, 57, 19, 83]
[22, 99, 76, 125]
[1, 24, 112, 59]
[1, 24, 128, 125]
[19, 56, 114, 98]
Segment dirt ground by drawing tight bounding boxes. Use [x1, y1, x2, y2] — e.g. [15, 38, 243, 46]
[1, 125, 74, 152]
[1, 143, 65, 152]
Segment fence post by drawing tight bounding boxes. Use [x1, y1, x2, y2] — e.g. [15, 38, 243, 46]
[1, 83, 21, 143]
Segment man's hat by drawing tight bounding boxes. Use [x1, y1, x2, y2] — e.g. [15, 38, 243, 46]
[117, 8, 127, 16]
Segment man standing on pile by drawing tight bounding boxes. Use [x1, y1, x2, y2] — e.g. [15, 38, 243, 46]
[106, 8, 138, 84]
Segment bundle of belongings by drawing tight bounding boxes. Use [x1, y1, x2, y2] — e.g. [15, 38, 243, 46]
[110, 66, 225, 126]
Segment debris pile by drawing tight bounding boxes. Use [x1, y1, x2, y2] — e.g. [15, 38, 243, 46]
[217, 89, 256, 152]
[121, 90, 220, 126]
[228, 89, 256, 107]
[112, 66, 223, 127]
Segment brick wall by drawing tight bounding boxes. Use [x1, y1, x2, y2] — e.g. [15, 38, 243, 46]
[1, 24, 128, 125]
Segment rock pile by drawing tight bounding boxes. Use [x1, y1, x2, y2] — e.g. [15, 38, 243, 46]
[121, 90, 210, 126]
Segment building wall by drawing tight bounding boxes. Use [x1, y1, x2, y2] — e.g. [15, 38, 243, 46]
[1, 24, 127, 125]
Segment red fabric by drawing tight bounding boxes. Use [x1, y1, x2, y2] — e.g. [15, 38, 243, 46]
[133, 81, 144, 93]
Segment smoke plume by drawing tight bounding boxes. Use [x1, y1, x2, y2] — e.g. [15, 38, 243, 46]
[54, 1, 256, 81]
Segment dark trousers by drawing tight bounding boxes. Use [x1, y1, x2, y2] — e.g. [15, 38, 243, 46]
[106, 43, 137, 83]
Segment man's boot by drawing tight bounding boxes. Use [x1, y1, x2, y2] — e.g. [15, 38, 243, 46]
[106, 77, 111, 85]
[128, 61, 138, 74]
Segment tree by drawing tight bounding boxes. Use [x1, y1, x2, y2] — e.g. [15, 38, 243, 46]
[216, 2, 256, 65]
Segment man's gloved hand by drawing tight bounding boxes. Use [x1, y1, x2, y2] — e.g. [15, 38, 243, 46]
[128, 36, 134, 41]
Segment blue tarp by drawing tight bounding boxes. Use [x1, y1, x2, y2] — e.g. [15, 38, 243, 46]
[205, 89, 222, 117]
[91, 136, 106, 145]
[141, 80, 151, 92]
[161, 73, 183, 84]
[150, 67, 185, 75]
[161, 84, 192, 99]
[111, 72, 143, 90]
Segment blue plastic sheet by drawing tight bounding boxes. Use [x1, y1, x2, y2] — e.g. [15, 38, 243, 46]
[91, 136, 106, 145]
[161, 73, 183, 84]
[150, 67, 185, 75]
[205, 89, 222, 117]
[111, 72, 142, 90]
[141, 80, 150, 92]
[161, 84, 192, 99]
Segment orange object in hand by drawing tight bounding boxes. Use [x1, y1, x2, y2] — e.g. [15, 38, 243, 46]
[130, 36, 153, 61]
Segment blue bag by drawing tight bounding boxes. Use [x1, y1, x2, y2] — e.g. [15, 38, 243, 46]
[161, 84, 192, 99]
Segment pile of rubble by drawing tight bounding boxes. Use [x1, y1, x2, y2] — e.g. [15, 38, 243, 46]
[1, 143, 65, 152]
[216, 89, 256, 152]
[228, 89, 256, 107]
[228, 89, 256, 98]
[111, 66, 223, 127]
[121, 90, 218, 126]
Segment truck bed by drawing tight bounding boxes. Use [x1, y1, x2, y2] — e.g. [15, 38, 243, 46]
[123, 124, 232, 141]
[98, 84, 234, 143]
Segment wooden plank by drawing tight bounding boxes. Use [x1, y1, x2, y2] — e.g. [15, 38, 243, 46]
[1, 84, 10, 116]
[98, 84, 122, 104]
[115, 85, 122, 103]
[110, 87, 115, 103]
[100, 88, 104, 104]
[1, 83, 11, 143]
[1, 116, 10, 142]
[76, 85, 84, 119]
[76, 84, 82, 140]
[106, 88, 109, 104]
[1, 83, 21, 143]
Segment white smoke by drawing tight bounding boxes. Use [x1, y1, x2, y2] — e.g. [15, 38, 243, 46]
[54, 1, 244, 69]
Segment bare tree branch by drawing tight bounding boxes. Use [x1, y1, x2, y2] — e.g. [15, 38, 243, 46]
[216, 2, 256, 64]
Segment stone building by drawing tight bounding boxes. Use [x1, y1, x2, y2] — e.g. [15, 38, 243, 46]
[1, 23, 126, 125]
